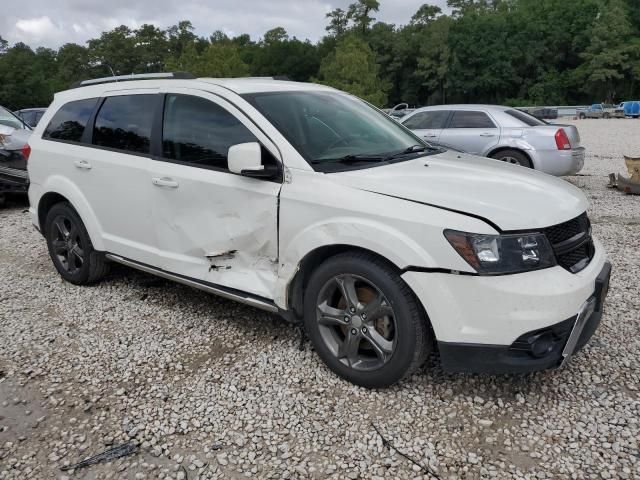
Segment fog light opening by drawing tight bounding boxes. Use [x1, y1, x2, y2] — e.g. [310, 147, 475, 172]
[530, 332, 556, 358]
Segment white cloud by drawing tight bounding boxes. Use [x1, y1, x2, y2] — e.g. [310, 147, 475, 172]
[1, 0, 450, 49]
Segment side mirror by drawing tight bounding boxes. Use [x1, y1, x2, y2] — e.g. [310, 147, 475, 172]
[228, 142, 278, 179]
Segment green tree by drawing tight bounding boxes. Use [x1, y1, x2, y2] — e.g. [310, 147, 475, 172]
[576, 0, 634, 102]
[410, 4, 443, 25]
[0, 43, 53, 109]
[166, 42, 249, 77]
[0, 36, 8, 55]
[347, 0, 380, 34]
[414, 16, 453, 104]
[326, 8, 350, 36]
[314, 35, 389, 106]
[87, 26, 139, 75]
[53, 43, 92, 91]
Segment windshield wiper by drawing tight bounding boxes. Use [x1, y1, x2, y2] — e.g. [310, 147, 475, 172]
[311, 154, 386, 165]
[381, 144, 429, 162]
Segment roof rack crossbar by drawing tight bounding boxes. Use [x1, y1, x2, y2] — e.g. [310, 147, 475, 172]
[70, 72, 195, 89]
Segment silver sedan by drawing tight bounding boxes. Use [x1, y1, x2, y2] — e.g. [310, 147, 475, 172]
[399, 105, 585, 176]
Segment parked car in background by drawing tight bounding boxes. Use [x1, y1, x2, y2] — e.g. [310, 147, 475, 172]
[27, 74, 610, 387]
[529, 107, 558, 120]
[386, 103, 415, 119]
[577, 103, 616, 119]
[616, 101, 640, 118]
[400, 104, 584, 176]
[13, 108, 47, 128]
[0, 106, 32, 205]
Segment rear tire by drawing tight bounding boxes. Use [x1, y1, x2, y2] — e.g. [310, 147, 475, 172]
[579, 113, 586, 119]
[303, 251, 430, 388]
[490, 149, 533, 169]
[44, 202, 108, 285]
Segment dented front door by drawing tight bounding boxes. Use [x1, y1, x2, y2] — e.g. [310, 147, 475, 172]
[150, 90, 282, 300]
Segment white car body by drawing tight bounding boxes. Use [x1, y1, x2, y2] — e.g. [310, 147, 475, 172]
[400, 104, 586, 176]
[27, 77, 609, 383]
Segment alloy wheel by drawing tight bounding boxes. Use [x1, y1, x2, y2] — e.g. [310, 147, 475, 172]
[315, 274, 397, 371]
[50, 215, 85, 274]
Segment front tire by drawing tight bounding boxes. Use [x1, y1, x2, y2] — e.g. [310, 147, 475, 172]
[303, 252, 430, 388]
[490, 149, 533, 168]
[44, 202, 108, 285]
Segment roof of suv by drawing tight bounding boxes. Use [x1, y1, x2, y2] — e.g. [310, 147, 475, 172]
[55, 77, 333, 102]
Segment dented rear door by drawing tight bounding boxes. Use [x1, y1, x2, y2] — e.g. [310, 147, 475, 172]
[150, 89, 282, 300]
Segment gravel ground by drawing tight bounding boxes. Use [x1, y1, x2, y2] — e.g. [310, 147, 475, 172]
[1, 119, 639, 480]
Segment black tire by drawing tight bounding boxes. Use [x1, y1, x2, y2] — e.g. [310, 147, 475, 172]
[44, 202, 108, 285]
[490, 149, 533, 169]
[0, 194, 5, 208]
[579, 113, 586, 119]
[303, 251, 430, 388]
[603, 113, 610, 119]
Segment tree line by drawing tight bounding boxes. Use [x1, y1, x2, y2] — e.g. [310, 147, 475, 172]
[1, 0, 639, 110]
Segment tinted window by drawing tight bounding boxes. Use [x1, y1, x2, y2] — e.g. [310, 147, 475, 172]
[43, 98, 98, 142]
[448, 111, 496, 129]
[505, 109, 546, 126]
[402, 111, 449, 130]
[22, 112, 35, 126]
[93, 95, 155, 154]
[162, 94, 256, 170]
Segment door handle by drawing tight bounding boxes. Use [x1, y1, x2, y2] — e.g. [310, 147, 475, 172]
[74, 160, 92, 170]
[479, 133, 495, 137]
[423, 134, 437, 138]
[152, 177, 179, 188]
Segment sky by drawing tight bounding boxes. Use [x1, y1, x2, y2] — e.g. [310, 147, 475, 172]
[1, 0, 450, 49]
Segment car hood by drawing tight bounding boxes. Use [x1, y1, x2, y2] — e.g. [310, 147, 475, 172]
[330, 151, 587, 231]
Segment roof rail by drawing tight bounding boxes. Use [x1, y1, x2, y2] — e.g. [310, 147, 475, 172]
[70, 72, 195, 89]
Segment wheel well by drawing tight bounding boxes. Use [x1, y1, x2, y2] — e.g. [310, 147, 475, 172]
[286, 245, 401, 320]
[37, 192, 69, 231]
[487, 147, 532, 165]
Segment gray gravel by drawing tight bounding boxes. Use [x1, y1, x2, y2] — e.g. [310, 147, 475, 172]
[1, 119, 639, 479]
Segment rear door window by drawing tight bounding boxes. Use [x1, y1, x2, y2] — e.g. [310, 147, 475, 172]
[161, 94, 257, 171]
[93, 95, 156, 154]
[402, 111, 449, 129]
[43, 98, 98, 142]
[448, 111, 496, 129]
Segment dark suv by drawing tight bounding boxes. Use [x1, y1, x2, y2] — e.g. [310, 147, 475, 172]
[0, 106, 32, 205]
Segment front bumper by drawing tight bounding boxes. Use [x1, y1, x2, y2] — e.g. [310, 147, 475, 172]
[436, 262, 610, 374]
[402, 240, 609, 373]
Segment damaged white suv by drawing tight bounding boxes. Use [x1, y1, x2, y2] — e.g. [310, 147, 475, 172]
[27, 73, 611, 388]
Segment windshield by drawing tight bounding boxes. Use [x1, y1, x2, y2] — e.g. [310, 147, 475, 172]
[242, 91, 433, 170]
[0, 106, 26, 130]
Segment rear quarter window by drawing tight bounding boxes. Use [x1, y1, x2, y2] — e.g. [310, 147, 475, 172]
[505, 109, 546, 127]
[43, 98, 99, 142]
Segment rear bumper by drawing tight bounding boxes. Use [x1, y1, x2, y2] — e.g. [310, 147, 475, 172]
[532, 147, 585, 176]
[0, 166, 29, 193]
[436, 262, 611, 374]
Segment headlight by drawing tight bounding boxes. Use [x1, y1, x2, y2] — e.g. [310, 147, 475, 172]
[444, 230, 556, 274]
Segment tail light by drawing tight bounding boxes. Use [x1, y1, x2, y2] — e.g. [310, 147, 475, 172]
[555, 129, 572, 150]
[21, 144, 31, 161]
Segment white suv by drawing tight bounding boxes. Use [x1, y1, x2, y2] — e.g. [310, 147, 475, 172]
[27, 73, 611, 388]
